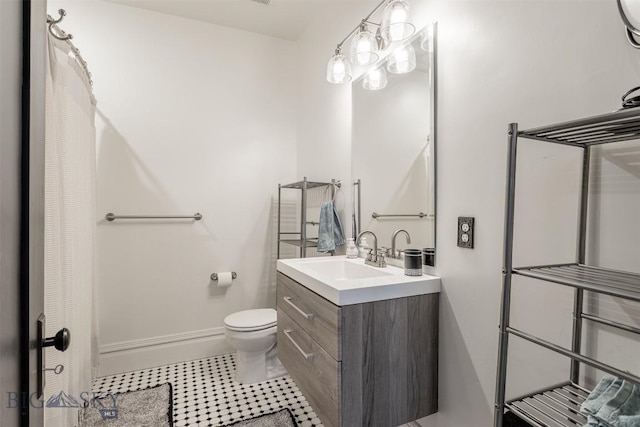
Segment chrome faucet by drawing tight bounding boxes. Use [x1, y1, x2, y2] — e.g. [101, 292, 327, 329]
[356, 230, 386, 268]
[391, 229, 411, 259]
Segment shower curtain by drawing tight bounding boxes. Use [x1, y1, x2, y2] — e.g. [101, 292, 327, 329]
[44, 33, 98, 427]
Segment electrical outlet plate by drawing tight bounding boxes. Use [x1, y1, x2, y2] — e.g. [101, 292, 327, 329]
[458, 217, 474, 249]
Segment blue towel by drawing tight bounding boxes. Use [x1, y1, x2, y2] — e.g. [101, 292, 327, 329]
[581, 375, 640, 427]
[317, 201, 345, 253]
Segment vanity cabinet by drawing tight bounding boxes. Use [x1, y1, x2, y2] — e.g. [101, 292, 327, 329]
[276, 272, 438, 427]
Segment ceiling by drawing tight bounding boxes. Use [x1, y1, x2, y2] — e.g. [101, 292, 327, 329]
[104, 0, 339, 41]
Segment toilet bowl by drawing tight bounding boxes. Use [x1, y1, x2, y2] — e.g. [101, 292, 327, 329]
[224, 308, 285, 384]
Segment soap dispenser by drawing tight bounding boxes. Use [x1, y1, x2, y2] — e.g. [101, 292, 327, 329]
[346, 238, 359, 259]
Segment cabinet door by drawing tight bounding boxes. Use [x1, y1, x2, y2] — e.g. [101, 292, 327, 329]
[277, 309, 340, 427]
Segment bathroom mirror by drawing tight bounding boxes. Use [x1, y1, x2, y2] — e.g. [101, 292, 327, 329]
[352, 24, 436, 264]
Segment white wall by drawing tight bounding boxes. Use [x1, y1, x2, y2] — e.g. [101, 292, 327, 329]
[295, 3, 374, 239]
[48, 0, 298, 375]
[296, 1, 640, 426]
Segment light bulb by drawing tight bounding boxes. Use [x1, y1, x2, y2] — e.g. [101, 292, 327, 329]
[350, 24, 379, 66]
[380, 0, 415, 42]
[363, 67, 388, 91]
[326, 48, 352, 84]
[386, 44, 416, 74]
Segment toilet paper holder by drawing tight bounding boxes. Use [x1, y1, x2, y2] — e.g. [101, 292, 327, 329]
[211, 272, 237, 281]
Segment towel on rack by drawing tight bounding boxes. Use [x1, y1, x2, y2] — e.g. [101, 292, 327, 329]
[581, 375, 640, 427]
[317, 200, 345, 253]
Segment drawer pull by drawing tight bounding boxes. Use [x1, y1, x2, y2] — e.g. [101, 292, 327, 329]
[283, 329, 314, 361]
[283, 296, 315, 319]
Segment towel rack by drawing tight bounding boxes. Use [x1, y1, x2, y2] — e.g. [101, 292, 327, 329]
[372, 212, 434, 219]
[105, 213, 202, 222]
[277, 177, 340, 258]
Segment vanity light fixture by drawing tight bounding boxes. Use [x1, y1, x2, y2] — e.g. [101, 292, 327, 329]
[326, 0, 415, 84]
[326, 46, 352, 84]
[380, 0, 415, 42]
[387, 43, 416, 74]
[363, 66, 388, 91]
[350, 22, 379, 66]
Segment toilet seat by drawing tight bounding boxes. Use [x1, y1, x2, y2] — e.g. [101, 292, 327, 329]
[224, 308, 277, 332]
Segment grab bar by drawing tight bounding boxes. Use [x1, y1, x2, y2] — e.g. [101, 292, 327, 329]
[283, 329, 314, 360]
[105, 213, 202, 222]
[372, 212, 434, 219]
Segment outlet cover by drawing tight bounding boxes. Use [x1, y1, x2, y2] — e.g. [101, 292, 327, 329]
[458, 217, 474, 249]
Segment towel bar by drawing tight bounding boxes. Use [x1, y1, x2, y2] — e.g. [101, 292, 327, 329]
[105, 213, 202, 221]
[372, 212, 434, 219]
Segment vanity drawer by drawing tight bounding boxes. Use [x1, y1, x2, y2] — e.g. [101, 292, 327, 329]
[277, 309, 340, 427]
[276, 272, 341, 360]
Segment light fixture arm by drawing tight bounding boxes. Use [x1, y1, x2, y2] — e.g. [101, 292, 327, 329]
[335, 0, 389, 48]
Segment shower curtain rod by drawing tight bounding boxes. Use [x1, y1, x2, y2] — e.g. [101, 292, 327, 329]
[47, 9, 93, 87]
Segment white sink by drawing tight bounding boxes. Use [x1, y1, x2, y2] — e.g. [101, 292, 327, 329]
[277, 256, 441, 306]
[303, 258, 393, 280]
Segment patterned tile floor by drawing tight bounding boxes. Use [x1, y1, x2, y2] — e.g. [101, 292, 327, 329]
[92, 353, 322, 427]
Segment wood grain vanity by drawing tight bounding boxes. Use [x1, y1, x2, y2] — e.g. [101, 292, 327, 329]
[276, 271, 439, 427]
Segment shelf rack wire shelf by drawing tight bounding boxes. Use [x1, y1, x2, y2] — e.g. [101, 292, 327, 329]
[494, 108, 640, 427]
[506, 382, 589, 427]
[514, 264, 640, 303]
[277, 177, 340, 258]
[519, 107, 640, 147]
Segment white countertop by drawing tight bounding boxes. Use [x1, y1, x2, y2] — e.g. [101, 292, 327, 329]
[276, 256, 441, 306]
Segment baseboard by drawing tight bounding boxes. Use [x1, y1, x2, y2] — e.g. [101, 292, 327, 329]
[98, 327, 233, 376]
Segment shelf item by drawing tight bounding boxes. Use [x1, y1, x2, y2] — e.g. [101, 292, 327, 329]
[280, 180, 341, 190]
[277, 177, 339, 259]
[519, 107, 640, 147]
[494, 109, 640, 427]
[278, 239, 319, 248]
[514, 264, 640, 302]
[506, 382, 589, 427]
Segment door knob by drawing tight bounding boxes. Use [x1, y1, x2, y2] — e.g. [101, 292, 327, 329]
[43, 328, 70, 352]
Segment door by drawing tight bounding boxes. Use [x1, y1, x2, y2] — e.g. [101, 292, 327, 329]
[0, 0, 47, 425]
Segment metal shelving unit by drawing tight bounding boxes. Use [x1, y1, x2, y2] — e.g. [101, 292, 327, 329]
[494, 108, 640, 427]
[277, 177, 340, 258]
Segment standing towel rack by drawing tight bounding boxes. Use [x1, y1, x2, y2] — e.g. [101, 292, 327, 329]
[277, 177, 340, 259]
[372, 212, 434, 219]
[105, 213, 202, 222]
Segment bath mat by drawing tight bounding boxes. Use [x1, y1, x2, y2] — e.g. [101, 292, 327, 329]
[80, 383, 173, 427]
[225, 408, 296, 427]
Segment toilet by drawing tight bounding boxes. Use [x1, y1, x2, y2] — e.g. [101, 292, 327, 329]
[223, 308, 285, 384]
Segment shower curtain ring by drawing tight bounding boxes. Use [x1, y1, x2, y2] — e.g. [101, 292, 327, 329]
[47, 9, 74, 41]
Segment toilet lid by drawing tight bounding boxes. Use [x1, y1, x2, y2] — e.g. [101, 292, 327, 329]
[224, 308, 277, 332]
